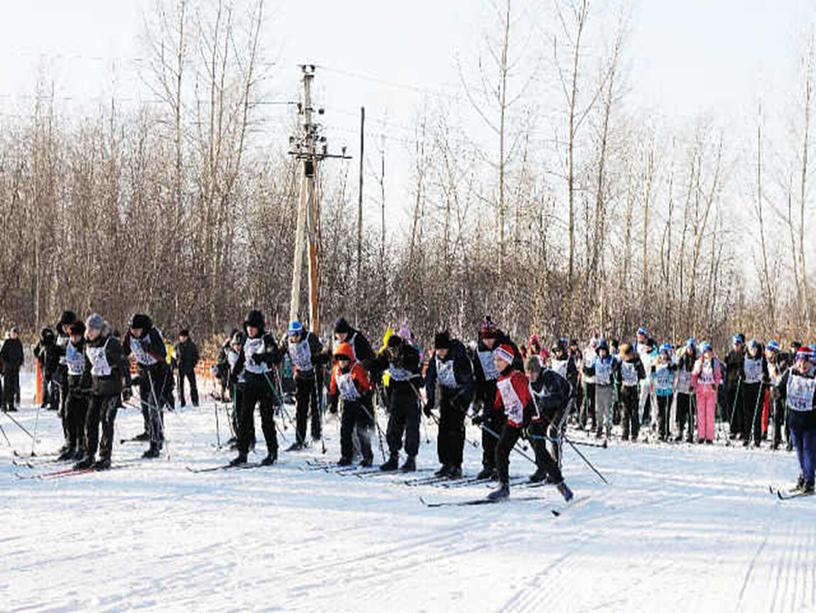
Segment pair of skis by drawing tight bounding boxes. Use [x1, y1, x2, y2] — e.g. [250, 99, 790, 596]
[419, 491, 587, 516]
[14, 463, 131, 480]
[768, 484, 815, 501]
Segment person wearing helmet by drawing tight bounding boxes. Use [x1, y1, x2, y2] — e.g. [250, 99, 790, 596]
[472, 316, 522, 481]
[741, 339, 768, 447]
[765, 340, 790, 450]
[674, 339, 698, 443]
[525, 355, 571, 482]
[370, 332, 423, 472]
[777, 346, 816, 494]
[329, 342, 374, 467]
[123, 314, 170, 458]
[654, 343, 677, 442]
[617, 343, 645, 441]
[282, 320, 325, 451]
[76, 313, 130, 470]
[724, 334, 746, 439]
[582, 338, 619, 440]
[489, 345, 573, 502]
[691, 342, 722, 444]
[232, 310, 282, 467]
[426, 331, 474, 479]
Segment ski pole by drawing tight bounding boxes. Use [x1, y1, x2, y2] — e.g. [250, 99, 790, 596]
[1, 410, 37, 440]
[562, 432, 609, 484]
[0, 421, 11, 446]
[478, 422, 536, 465]
[214, 401, 221, 448]
[30, 401, 42, 457]
[314, 371, 326, 454]
[359, 401, 387, 462]
[749, 383, 765, 448]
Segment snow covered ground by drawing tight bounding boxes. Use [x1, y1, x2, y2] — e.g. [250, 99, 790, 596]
[2, 373, 814, 613]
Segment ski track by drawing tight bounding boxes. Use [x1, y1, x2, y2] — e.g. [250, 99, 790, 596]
[4, 373, 816, 612]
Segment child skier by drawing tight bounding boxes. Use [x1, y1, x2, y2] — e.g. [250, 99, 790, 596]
[654, 343, 677, 441]
[617, 343, 645, 441]
[691, 342, 722, 444]
[328, 342, 374, 467]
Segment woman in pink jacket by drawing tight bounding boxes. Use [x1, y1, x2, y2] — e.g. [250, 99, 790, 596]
[691, 342, 722, 444]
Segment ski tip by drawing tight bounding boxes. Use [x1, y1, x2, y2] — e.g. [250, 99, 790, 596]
[551, 509, 561, 517]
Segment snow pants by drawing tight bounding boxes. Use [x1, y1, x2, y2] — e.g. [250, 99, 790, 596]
[2, 368, 20, 411]
[742, 382, 763, 445]
[594, 385, 613, 435]
[238, 379, 278, 457]
[581, 382, 596, 429]
[294, 374, 321, 445]
[65, 386, 89, 452]
[138, 363, 169, 447]
[695, 389, 717, 442]
[340, 399, 373, 463]
[620, 385, 640, 440]
[177, 368, 199, 407]
[675, 392, 694, 442]
[85, 394, 119, 461]
[385, 384, 421, 458]
[438, 387, 468, 468]
[528, 420, 564, 472]
[497, 423, 562, 486]
[790, 426, 816, 486]
[656, 394, 672, 440]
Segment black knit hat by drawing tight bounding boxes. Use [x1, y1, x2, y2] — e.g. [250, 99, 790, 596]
[129, 313, 152, 330]
[179, 329, 190, 337]
[333, 317, 350, 335]
[68, 321, 86, 336]
[434, 331, 451, 350]
[244, 310, 265, 330]
[387, 334, 402, 349]
[59, 310, 78, 326]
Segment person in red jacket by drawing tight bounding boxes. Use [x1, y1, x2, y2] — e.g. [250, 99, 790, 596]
[488, 344, 574, 502]
[329, 342, 374, 467]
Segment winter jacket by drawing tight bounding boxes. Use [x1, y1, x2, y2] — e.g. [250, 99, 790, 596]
[691, 357, 723, 392]
[529, 368, 571, 423]
[494, 366, 534, 428]
[329, 360, 372, 411]
[370, 340, 422, 396]
[426, 339, 474, 408]
[472, 331, 522, 407]
[742, 354, 768, 386]
[724, 349, 745, 390]
[236, 333, 282, 392]
[123, 319, 167, 372]
[549, 355, 578, 394]
[280, 330, 324, 379]
[174, 338, 200, 373]
[0, 337, 24, 371]
[81, 331, 127, 397]
[582, 354, 619, 387]
[65, 337, 86, 391]
[34, 331, 61, 374]
[336, 328, 374, 367]
[618, 356, 646, 390]
[778, 367, 816, 431]
[653, 361, 677, 396]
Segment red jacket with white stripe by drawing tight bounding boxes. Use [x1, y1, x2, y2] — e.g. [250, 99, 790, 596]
[494, 368, 533, 427]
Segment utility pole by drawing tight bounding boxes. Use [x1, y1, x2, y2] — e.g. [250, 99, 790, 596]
[355, 106, 365, 326]
[288, 65, 350, 335]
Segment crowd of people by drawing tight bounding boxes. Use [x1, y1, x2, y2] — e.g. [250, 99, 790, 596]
[4, 311, 816, 499]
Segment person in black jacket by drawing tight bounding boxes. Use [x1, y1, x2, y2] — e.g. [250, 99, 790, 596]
[742, 339, 769, 447]
[174, 329, 200, 407]
[33, 327, 60, 410]
[1, 327, 24, 412]
[231, 310, 282, 466]
[54, 310, 78, 451]
[724, 334, 746, 439]
[617, 343, 646, 441]
[75, 313, 131, 470]
[123, 314, 169, 458]
[425, 331, 473, 479]
[471, 316, 522, 480]
[281, 320, 325, 450]
[332, 317, 374, 366]
[370, 333, 423, 472]
[777, 346, 816, 494]
[60, 321, 89, 461]
[675, 340, 698, 443]
[525, 355, 571, 482]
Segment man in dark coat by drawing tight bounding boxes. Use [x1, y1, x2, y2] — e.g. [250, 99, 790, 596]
[174, 329, 200, 407]
[1, 327, 24, 412]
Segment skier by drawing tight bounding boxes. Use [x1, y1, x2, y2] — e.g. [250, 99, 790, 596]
[55, 310, 79, 451]
[638, 337, 657, 428]
[691, 342, 722, 444]
[174, 329, 200, 408]
[0, 327, 24, 412]
[60, 321, 89, 461]
[617, 343, 646, 441]
[33, 328, 60, 409]
[329, 342, 374, 467]
[472, 316, 521, 480]
[426, 331, 474, 479]
[653, 343, 677, 441]
[370, 332, 423, 472]
[580, 337, 599, 432]
[75, 313, 130, 470]
[332, 317, 374, 366]
[123, 314, 170, 458]
[231, 310, 282, 467]
[488, 344, 573, 502]
[724, 334, 746, 439]
[282, 320, 325, 450]
[765, 340, 790, 450]
[217, 330, 253, 450]
[777, 345, 816, 494]
[550, 341, 578, 426]
[525, 355, 571, 482]
[742, 339, 768, 447]
[674, 339, 697, 443]
[582, 338, 618, 439]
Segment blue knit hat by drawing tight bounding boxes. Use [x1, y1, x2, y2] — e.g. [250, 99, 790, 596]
[288, 320, 304, 336]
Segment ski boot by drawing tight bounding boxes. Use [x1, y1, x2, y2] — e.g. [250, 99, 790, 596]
[556, 481, 574, 502]
[434, 464, 450, 478]
[528, 468, 548, 483]
[133, 432, 150, 442]
[360, 457, 373, 468]
[261, 452, 277, 466]
[142, 445, 161, 459]
[57, 447, 76, 462]
[286, 441, 305, 452]
[447, 465, 463, 479]
[337, 457, 353, 467]
[400, 456, 416, 473]
[73, 455, 94, 470]
[487, 482, 510, 501]
[476, 466, 497, 481]
[379, 454, 399, 471]
[803, 481, 815, 495]
[93, 457, 112, 471]
[229, 453, 248, 466]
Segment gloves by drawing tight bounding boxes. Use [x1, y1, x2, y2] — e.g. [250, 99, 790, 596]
[471, 413, 484, 426]
[423, 402, 433, 418]
[122, 387, 132, 402]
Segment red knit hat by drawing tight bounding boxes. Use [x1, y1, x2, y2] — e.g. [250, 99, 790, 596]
[495, 344, 515, 365]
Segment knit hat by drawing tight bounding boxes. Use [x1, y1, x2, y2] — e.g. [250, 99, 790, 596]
[334, 342, 354, 361]
[478, 316, 498, 340]
[701, 342, 713, 353]
[495, 344, 515, 365]
[659, 343, 672, 355]
[231, 331, 246, 347]
[68, 321, 86, 337]
[179, 329, 190, 337]
[525, 355, 542, 374]
[795, 346, 814, 362]
[333, 317, 351, 335]
[767, 340, 780, 352]
[637, 326, 648, 337]
[686, 337, 697, 348]
[288, 320, 304, 337]
[596, 338, 609, 352]
[434, 331, 451, 350]
[59, 310, 78, 327]
[732, 334, 744, 345]
[86, 313, 104, 331]
[244, 310, 265, 330]
[129, 313, 151, 330]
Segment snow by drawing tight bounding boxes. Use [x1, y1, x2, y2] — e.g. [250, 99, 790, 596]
[2, 373, 815, 613]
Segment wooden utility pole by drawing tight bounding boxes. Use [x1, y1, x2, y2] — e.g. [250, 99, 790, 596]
[288, 65, 350, 334]
[355, 106, 365, 326]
